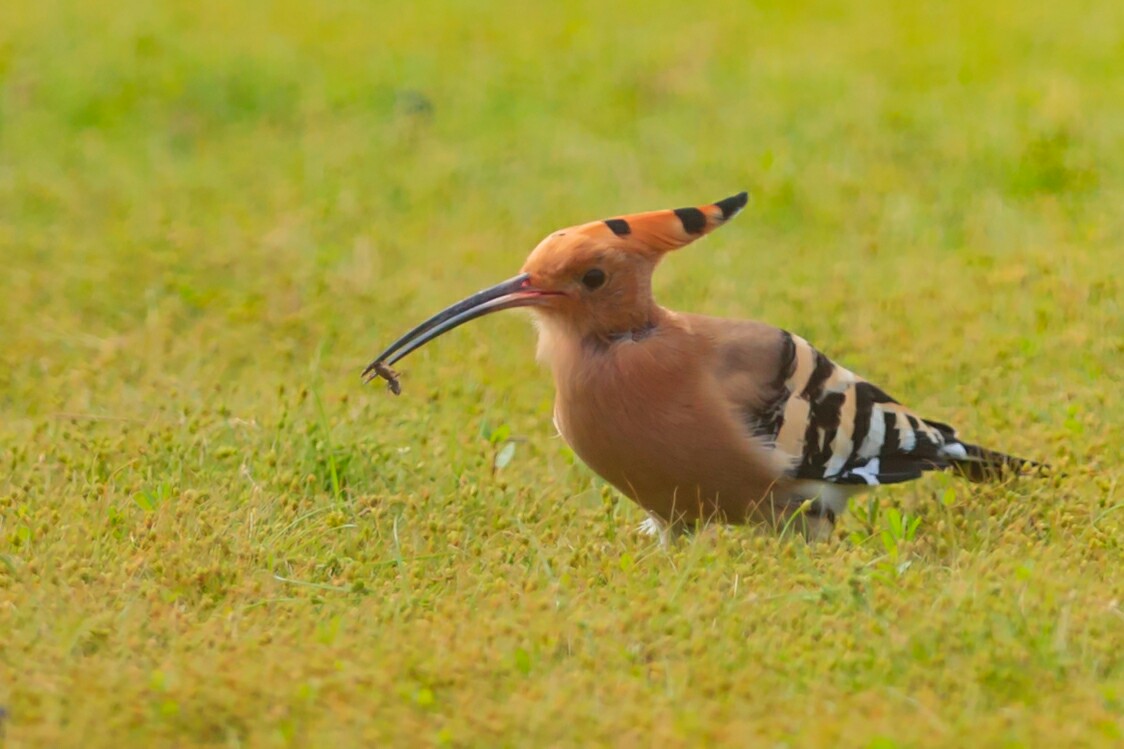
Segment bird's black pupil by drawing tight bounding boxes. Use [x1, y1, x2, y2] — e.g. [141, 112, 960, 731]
[582, 268, 606, 290]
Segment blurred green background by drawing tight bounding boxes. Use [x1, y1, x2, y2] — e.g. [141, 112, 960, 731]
[1, 1, 1122, 746]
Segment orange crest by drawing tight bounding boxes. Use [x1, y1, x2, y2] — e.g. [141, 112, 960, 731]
[590, 191, 749, 255]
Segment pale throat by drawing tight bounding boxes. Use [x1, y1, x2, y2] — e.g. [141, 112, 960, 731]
[530, 303, 664, 368]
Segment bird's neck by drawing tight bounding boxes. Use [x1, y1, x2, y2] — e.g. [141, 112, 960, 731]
[595, 302, 664, 346]
[532, 304, 669, 371]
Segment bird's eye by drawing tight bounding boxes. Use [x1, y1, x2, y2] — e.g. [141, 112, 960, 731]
[581, 268, 607, 290]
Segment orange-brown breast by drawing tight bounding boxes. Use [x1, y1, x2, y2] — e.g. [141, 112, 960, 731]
[543, 311, 793, 526]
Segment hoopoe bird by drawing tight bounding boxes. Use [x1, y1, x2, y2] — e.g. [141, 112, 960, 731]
[365, 193, 1041, 541]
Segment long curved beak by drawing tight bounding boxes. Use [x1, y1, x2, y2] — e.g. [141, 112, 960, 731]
[362, 273, 554, 391]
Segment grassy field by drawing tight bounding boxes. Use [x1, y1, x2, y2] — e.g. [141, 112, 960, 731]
[2, 0, 1123, 746]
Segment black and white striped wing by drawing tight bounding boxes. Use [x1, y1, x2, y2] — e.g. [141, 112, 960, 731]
[759, 332, 971, 487]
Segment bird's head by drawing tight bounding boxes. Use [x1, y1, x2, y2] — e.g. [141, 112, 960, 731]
[518, 191, 748, 340]
[364, 192, 748, 389]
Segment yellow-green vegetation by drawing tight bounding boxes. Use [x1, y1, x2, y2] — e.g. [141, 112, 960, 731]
[2, 0, 1122, 746]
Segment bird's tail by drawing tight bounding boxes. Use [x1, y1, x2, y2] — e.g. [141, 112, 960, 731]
[947, 442, 1047, 482]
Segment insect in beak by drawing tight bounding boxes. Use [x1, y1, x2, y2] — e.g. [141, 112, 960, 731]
[362, 272, 559, 394]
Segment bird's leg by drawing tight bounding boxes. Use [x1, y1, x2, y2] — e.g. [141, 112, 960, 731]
[778, 498, 837, 543]
[637, 514, 666, 539]
[637, 513, 693, 547]
[802, 499, 837, 543]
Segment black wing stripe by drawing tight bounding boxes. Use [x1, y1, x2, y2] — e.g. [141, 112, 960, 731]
[906, 414, 921, 434]
[799, 390, 846, 477]
[801, 351, 834, 399]
[882, 411, 900, 453]
[863, 382, 898, 404]
[774, 332, 797, 390]
[848, 383, 874, 466]
[923, 418, 958, 441]
[745, 331, 797, 442]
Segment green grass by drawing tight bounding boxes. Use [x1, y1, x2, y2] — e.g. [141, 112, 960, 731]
[2, 0, 1123, 746]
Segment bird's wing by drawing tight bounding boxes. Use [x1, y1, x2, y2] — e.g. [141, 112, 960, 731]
[717, 326, 1030, 487]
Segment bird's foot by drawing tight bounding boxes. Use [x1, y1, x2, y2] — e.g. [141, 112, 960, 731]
[637, 515, 677, 547]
